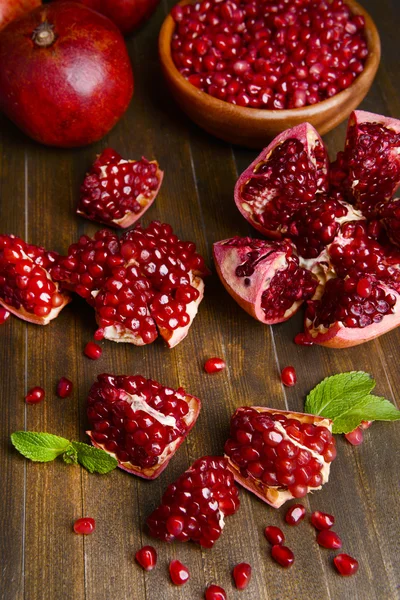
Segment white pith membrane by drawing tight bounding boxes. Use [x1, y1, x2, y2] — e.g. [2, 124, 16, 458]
[87, 389, 199, 478]
[0, 247, 70, 325]
[225, 407, 333, 509]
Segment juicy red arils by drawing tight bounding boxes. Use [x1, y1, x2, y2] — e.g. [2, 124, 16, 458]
[204, 357, 226, 373]
[281, 366, 297, 387]
[135, 545, 157, 571]
[344, 427, 364, 445]
[169, 560, 190, 585]
[84, 341, 102, 360]
[310, 511, 335, 531]
[56, 377, 73, 398]
[264, 526, 285, 545]
[77, 149, 164, 229]
[0, 306, 10, 324]
[232, 562, 252, 590]
[316, 529, 342, 549]
[73, 517, 95, 535]
[146, 456, 239, 547]
[271, 545, 295, 568]
[25, 386, 45, 404]
[334, 553, 359, 576]
[87, 373, 201, 480]
[285, 504, 306, 525]
[205, 585, 227, 600]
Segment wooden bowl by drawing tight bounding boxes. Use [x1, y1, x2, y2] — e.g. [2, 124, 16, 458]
[159, 0, 381, 148]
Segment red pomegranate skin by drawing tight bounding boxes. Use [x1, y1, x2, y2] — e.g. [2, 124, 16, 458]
[77, 0, 160, 35]
[0, 2, 134, 147]
[0, 0, 41, 31]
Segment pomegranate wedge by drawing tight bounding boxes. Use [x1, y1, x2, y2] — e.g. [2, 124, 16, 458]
[0, 234, 71, 325]
[224, 407, 336, 508]
[77, 148, 164, 229]
[146, 456, 240, 546]
[213, 237, 317, 324]
[87, 374, 201, 479]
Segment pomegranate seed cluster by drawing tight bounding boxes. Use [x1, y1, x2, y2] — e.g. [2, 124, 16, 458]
[147, 456, 240, 547]
[87, 374, 197, 473]
[0, 235, 67, 321]
[171, 0, 367, 109]
[225, 407, 336, 500]
[78, 148, 162, 228]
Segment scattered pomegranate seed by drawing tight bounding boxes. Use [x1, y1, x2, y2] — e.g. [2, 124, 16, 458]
[25, 386, 45, 404]
[294, 333, 314, 346]
[204, 357, 226, 373]
[93, 328, 104, 341]
[232, 562, 252, 590]
[361, 420, 373, 430]
[281, 366, 297, 387]
[285, 504, 306, 525]
[205, 584, 227, 600]
[0, 306, 10, 324]
[73, 517, 96, 535]
[316, 530, 342, 549]
[345, 427, 364, 445]
[135, 546, 157, 571]
[264, 526, 285, 545]
[271, 544, 295, 568]
[334, 553, 359, 576]
[84, 341, 102, 360]
[310, 511, 335, 531]
[169, 559, 190, 585]
[56, 377, 73, 398]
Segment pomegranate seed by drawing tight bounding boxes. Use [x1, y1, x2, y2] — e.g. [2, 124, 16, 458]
[73, 517, 95, 535]
[294, 333, 313, 346]
[334, 553, 359, 576]
[271, 544, 295, 568]
[316, 530, 342, 549]
[84, 341, 102, 360]
[169, 559, 190, 585]
[0, 306, 10, 324]
[310, 511, 335, 530]
[361, 420, 372, 430]
[345, 427, 364, 445]
[281, 366, 297, 387]
[205, 585, 227, 600]
[232, 562, 252, 590]
[285, 504, 306, 525]
[135, 546, 157, 571]
[56, 377, 73, 398]
[264, 526, 285, 545]
[204, 357, 226, 373]
[25, 386, 45, 404]
[94, 328, 104, 341]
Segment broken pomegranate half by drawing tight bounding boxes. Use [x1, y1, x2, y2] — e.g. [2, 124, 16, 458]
[224, 406, 336, 508]
[146, 456, 240, 547]
[0, 234, 71, 325]
[77, 148, 164, 229]
[86, 373, 201, 479]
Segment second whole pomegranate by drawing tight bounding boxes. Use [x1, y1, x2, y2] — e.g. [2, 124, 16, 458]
[75, 0, 160, 35]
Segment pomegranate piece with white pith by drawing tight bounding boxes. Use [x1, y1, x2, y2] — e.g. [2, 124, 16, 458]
[146, 456, 240, 546]
[77, 148, 164, 229]
[0, 234, 71, 325]
[213, 237, 317, 325]
[224, 406, 336, 508]
[87, 373, 201, 479]
[234, 123, 329, 237]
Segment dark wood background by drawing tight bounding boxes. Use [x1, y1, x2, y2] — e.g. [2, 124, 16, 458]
[1, 0, 400, 598]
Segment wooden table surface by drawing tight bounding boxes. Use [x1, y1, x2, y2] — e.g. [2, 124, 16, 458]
[1, 1, 400, 599]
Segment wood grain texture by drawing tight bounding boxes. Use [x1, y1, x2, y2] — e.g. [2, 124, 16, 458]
[1, 0, 400, 599]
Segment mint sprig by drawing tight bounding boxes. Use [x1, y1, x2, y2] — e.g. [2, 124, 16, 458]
[11, 432, 117, 474]
[305, 371, 400, 434]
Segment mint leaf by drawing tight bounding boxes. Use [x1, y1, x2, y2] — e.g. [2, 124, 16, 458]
[71, 441, 117, 474]
[332, 395, 400, 434]
[305, 371, 375, 418]
[11, 432, 71, 462]
[63, 445, 79, 465]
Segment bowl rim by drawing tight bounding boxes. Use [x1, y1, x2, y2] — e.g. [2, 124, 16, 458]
[159, 0, 381, 120]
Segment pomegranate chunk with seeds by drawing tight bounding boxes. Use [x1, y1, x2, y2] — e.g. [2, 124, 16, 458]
[77, 148, 164, 229]
[232, 562, 252, 590]
[224, 406, 335, 508]
[334, 553, 359, 576]
[169, 560, 190, 585]
[271, 545, 294, 568]
[0, 234, 71, 325]
[87, 373, 201, 479]
[135, 545, 157, 571]
[146, 456, 240, 546]
[73, 517, 95, 535]
[213, 237, 317, 325]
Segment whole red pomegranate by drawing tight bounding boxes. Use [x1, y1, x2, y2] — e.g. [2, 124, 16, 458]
[0, 0, 41, 31]
[0, 2, 134, 147]
[76, 0, 160, 35]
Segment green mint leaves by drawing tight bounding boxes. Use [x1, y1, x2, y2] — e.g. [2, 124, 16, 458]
[305, 371, 400, 434]
[11, 432, 117, 474]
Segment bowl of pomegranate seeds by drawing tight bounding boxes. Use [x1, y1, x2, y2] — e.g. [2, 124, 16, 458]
[159, 0, 380, 147]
